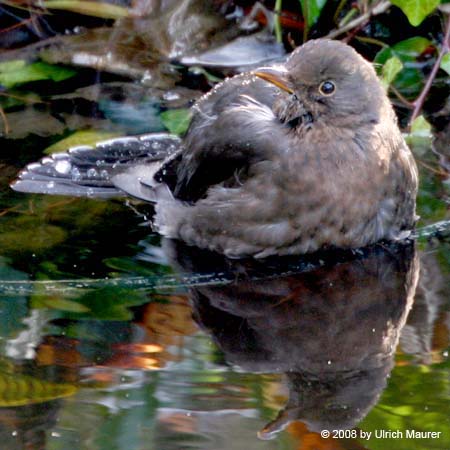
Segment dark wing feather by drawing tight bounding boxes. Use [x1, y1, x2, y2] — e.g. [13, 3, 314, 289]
[155, 74, 281, 202]
[11, 133, 181, 198]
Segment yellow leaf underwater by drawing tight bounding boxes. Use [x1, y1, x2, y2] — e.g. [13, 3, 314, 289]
[44, 129, 122, 154]
[42, 0, 130, 19]
[0, 372, 77, 407]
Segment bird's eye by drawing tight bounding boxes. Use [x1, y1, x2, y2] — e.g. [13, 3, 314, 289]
[319, 81, 336, 96]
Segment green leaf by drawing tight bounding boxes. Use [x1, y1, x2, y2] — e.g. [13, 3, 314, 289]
[381, 56, 403, 89]
[376, 37, 433, 63]
[440, 52, 450, 75]
[0, 60, 76, 89]
[42, 0, 129, 19]
[299, 0, 327, 27]
[160, 109, 192, 135]
[390, 0, 440, 26]
[0, 60, 27, 73]
[410, 115, 432, 137]
[375, 37, 434, 99]
[406, 115, 433, 156]
[44, 129, 122, 155]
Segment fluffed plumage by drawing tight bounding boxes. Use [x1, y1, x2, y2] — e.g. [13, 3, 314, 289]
[11, 39, 418, 258]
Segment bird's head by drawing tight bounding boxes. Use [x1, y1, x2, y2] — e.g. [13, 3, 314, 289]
[255, 39, 387, 130]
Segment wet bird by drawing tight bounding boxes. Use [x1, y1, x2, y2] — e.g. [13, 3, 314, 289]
[11, 39, 418, 258]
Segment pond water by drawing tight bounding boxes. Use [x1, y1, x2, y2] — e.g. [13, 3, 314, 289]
[0, 144, 449, 449]
[0, 3, 450, 448]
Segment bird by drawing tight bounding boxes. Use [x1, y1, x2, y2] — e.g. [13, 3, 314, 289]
[11, 39, 418, 258]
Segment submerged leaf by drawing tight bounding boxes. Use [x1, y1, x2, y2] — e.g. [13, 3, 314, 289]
[0, 224, 67, 254]
[42, 0, 130, 19]
[160, 109, 192, 135]
[0, 60, 75, 89]
[44, 129, 122, 154]
[0, 371, 76, 406]
[391, 0, 440, 26]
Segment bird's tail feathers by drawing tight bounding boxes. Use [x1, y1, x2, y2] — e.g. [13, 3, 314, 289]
[11, 133, 181, 198]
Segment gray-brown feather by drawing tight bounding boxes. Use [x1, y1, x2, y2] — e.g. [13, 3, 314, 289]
[153, 40, 418, 257]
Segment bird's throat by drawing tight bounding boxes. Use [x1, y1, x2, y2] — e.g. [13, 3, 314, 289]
[286, 111, 314, 129]
[273, 95, 314, 131]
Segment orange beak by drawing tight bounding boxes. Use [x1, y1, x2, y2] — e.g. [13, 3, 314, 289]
[254, 66, 294, 94]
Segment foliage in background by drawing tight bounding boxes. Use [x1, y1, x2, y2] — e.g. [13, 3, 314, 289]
[390, 0, 441, 26]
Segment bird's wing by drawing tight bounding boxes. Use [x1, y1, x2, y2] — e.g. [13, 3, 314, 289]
[152, 73, 283, 202]
[156, 88, 282, 202]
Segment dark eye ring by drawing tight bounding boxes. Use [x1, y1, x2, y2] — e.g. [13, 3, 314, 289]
[319, 81, 336, 96]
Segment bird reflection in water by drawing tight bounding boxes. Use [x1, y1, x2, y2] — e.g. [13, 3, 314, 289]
[162, 239, 419, 439]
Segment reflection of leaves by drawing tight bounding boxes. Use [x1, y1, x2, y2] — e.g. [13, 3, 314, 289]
[375, 37, 434, 99]
[142, 296, 197, 338]
[0, 370, 76, 406]
[32, 287, 149, 320]
[44, 129, 122, 155]
[436, 241, 450, 274]
[0, 258, 29, 338]
[0, 60, 75, 89]
[360, 364, 450, 449]
[105, 256, 171, 277]
[381, 56, 403, 89]
[32, 295, 90, 313]
[160, 109, 192, 135]
[299, 0, 327, 27]
[58, 287, 148, 320]
[391, 0, 440, 26]
[42, 0, 129, 19]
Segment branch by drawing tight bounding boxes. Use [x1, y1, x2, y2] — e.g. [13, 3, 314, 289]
[0, 107, 10, 135]
[409, 14, 450, 128]
[324, 0, 391, 40]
